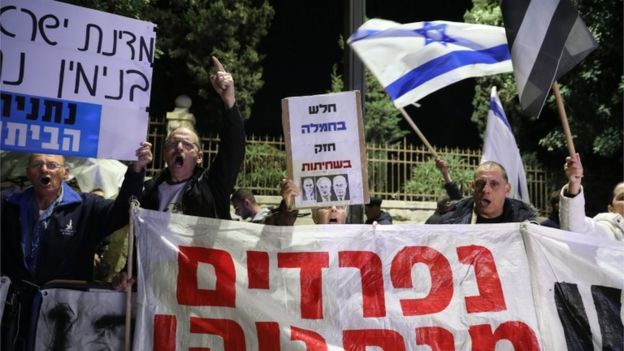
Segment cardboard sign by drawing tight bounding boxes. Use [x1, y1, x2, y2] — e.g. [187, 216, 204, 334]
[281, 91, 369, 208]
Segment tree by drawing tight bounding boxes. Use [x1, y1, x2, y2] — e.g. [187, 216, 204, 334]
[465, 0, 623, 214]
[65, 0, 274, 128]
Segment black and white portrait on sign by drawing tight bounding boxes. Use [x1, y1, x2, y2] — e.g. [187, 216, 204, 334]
[35, 288, 132, 351]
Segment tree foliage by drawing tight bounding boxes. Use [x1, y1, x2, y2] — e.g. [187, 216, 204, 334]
[65, 0, 274, 125]
[403, 155, 474, 198]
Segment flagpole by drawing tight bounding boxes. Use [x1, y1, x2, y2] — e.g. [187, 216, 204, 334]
[125, 197, 138, 351]
[552, 81, 576, 157]
[398, 107, 439, 158]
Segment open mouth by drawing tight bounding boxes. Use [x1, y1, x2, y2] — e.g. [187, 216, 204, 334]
[480, 199, 491, 207]
[174, 155, 184, 166]
[329, 218, 338, 223]
[40, 176, 51, 185]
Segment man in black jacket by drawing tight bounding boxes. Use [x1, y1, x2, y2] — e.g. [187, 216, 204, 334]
[427, 161, 537, 224]
[140, 56, 245, 219]
[1, 145, 151, 351]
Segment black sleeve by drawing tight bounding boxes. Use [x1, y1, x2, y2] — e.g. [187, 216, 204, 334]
[91, 167, 145, 242]
[206, 104, 246, 219]
[444, 182, 463, 200]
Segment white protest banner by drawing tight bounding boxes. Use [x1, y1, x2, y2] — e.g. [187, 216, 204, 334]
[0, 0, 155, 160]
[522, 224, 624, 351]
[133, 208, 552, 350]
[281, 91, 369, 208]
[0, 276, 10, 322]
[34, 288, 131, 350]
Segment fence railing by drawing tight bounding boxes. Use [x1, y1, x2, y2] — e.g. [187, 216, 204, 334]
[148, 123, 552, 213]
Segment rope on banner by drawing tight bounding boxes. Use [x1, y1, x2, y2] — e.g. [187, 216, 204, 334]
[125, 196, 140, 351]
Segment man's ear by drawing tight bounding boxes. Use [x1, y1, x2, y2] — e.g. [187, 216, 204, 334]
[62, 166, 70, 180]
[505, 182, 511, 195]
[196, 152, 203, 165]
[608, 204, 614, 213]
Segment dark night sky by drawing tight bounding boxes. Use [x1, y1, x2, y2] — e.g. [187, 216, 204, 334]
[247, 0, 479, 147]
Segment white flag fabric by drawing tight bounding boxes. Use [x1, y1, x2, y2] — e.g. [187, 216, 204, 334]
[482, 87, 530, 204]
[130, 208, 624, 350]
[347, 19, 513, 108]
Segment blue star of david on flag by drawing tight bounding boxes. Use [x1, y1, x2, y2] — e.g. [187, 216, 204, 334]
[414, 22, 456, 46]
[348, 19, 513, 107]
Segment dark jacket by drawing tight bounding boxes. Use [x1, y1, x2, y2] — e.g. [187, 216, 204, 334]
[1, 168, 144, 285]
[365, 211, 393, 225]
[427, 197, 537, 224]
[140, 105, 245, 219]
[1, 168, 143, 351]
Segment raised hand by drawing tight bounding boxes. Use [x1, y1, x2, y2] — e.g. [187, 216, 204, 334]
[132, 141, 153, 172]
[210, 56, 235, 108]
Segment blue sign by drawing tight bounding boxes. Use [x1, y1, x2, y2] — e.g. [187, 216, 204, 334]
[0, 91, 101, 157]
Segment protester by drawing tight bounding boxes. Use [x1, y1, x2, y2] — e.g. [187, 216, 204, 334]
[365, 196, 393, 224]
[559, 153, 623, 240]
[0, 145, 151, 351]
[424, 157, 464, 224]
[139, 56, 245, 218]
[434, 156, 463, 201]
[263, 179, 300, 226]
[231, 188, 271, 223]
[114, 57, 245, 292]
[427, 161, 537, 224]
[540, 190, 561, 228]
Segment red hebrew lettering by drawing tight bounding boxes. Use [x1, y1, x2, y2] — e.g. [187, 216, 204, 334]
[343, 329, 406, 350]
[256, 322, 281, 351]
[278, 252, 329, 319]
[248, 251, 270, 289]
[154, 314, 176, 351]
[457, 245, 506, 313]
[189, 317, 246, 351]
[390, 246, 453, 315]
[177, 246, 236, 307]
[415, 326, 455, 351]
[291, 326, 328, 351]
[338, 251, 386, 317]
[469, 322, 540, 351]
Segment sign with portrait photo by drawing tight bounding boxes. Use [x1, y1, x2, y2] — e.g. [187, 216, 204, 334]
[281, 91, 369, 208]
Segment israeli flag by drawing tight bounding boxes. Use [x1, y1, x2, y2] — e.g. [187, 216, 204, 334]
[348, 19, 513, 108]
[482, 87, 530, 204]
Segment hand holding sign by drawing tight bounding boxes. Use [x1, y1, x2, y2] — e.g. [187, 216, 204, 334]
[210, 56, 236, 108]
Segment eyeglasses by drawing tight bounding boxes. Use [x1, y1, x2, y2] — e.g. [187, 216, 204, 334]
[29, 162, 63, 170]
[165, 138, 198, 151]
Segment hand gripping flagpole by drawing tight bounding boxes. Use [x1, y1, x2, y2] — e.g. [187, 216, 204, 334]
[552, 81, 577, 157]
[398, 107, 440, 158]
[125, 196, 140, 351]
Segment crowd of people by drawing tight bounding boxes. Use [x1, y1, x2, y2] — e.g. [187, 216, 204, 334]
[1, 57, 622, 351]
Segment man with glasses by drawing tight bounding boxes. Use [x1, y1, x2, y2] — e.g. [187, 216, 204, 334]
[1, 145, 151, 350]
[426, 161, 537, 224]
[139, 56, 245, 218]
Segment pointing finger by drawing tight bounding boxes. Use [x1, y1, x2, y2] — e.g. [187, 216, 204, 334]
[212, 56, 225, 72]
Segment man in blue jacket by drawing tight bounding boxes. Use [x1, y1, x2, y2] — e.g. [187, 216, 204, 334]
[1, 143, 151, 350]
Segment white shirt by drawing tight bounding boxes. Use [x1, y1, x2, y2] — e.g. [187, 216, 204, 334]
[158, 181, 187, 212]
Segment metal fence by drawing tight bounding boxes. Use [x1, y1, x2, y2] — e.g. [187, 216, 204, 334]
[148, 123, 552, 213]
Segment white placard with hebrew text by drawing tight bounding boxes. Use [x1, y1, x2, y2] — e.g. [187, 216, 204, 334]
[282, 91, 369, 208]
